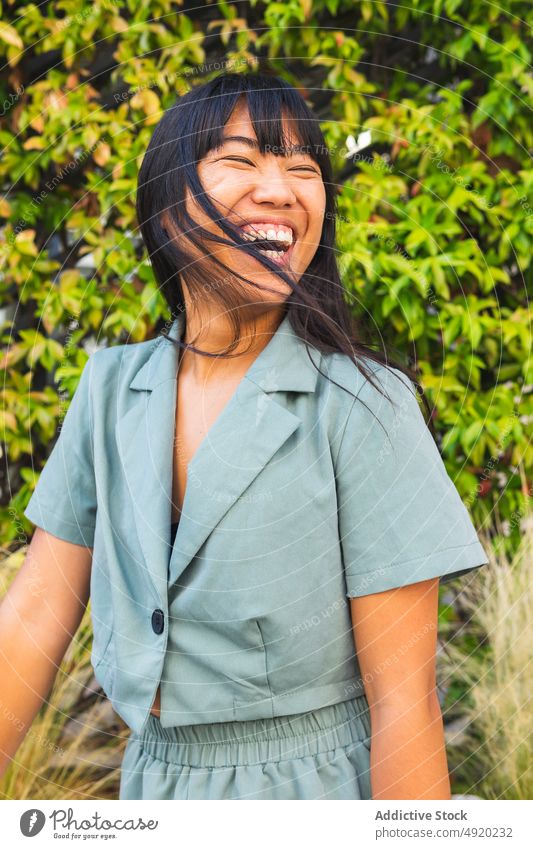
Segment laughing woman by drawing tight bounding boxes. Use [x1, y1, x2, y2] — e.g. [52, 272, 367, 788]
[1, 71, 489, 800]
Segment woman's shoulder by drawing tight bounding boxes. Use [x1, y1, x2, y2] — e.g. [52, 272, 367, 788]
[318, 349, 417, 415]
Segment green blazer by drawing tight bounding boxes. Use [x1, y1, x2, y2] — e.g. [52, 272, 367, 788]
[24, 311, 489, 733]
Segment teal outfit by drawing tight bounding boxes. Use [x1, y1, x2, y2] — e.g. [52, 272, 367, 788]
[119, 696, 371, 800]
[24, 310, 489, 800]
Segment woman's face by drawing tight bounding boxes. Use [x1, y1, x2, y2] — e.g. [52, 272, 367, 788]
[181, 99, 327, 303]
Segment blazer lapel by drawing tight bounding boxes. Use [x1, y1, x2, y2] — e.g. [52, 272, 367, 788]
[116, 310, 321, 595]
[115, 326, 180, 598]
[168, 378, 303, 586]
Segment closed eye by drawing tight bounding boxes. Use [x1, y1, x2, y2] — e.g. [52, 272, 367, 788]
[221, 156, 255, 165]
[222, 156, 319, 173]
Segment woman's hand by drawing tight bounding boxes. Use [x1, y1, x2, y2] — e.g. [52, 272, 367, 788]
[350, 577, 451, 800]
[0, 527, 92, 777]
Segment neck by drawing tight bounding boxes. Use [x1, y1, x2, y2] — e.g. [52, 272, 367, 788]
[178, 300, 287, 385]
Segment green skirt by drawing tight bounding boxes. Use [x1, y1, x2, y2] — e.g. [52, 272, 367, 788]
[119, 695, 372, 800]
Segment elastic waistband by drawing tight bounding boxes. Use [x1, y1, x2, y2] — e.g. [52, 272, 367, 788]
[131, 696, 371, 768]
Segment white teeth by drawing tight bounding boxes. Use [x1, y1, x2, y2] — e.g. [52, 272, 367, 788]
[239, 223, 294, 245]
[259, 248, 283, 260]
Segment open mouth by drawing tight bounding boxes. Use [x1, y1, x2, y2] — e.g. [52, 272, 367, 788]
[237, 224, 296, 267]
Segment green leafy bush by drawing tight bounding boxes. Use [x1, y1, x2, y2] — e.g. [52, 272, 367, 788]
[0, 0, 531, 559]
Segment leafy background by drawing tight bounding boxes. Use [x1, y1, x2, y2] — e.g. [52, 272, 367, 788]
[0, 0, 531, 799]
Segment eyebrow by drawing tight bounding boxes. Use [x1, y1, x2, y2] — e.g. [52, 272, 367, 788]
[219, 135, 310, 155]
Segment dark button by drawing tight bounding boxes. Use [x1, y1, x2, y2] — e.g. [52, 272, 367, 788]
[151, 608, 165, 635]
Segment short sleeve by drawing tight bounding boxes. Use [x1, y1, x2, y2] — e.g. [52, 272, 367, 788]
[23, 355, 97, 548]
[335, 363, 489, 597]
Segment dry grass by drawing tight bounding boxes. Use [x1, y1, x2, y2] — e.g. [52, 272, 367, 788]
[442, 519, 533, 800]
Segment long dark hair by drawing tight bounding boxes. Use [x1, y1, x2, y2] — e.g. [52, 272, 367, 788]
[136, 70, 435, 436]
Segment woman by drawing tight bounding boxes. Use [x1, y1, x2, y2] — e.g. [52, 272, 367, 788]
[1, 72, 488, 800]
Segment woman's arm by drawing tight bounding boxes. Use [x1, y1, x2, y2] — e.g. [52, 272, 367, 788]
[0, 527, 92, 777]
[350, 577, 451, 800]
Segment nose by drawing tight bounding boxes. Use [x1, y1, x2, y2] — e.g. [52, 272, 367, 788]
[250, 162, 297, 206]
